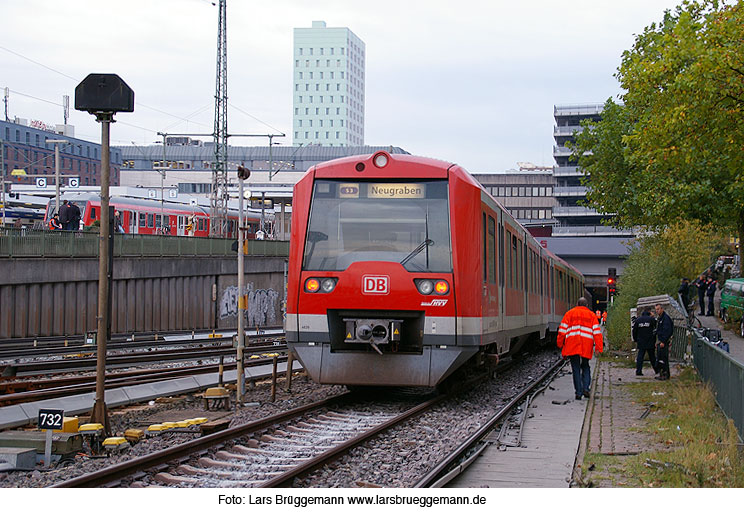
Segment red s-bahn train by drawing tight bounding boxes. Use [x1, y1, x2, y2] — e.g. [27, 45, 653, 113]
[44, 193, 263, 238]
[286, 151, 585, 387]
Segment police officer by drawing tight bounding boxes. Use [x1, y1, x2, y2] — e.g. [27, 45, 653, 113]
[693, 275, 707, 316]
[654, 303, 673, 380]
[632, 308, 657, 376]
[706, 277, 717, 316]
[678, 278, 690, 313]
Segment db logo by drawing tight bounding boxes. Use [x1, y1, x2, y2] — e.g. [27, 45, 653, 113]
[362, 275, 389, 295]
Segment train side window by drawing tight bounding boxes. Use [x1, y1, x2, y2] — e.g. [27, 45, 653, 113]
[147, 213, 154, 228]
[517, 239, 523, 291]
[498, 224, 504, 286]
[488, 215, 496, 284]
[139, 213, 146, 227]
[482, 213, 487, 283]
[512, 234, 518, 289]
[90, 207, 96, 219]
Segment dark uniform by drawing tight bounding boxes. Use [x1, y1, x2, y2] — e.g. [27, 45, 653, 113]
[632, 310, 657, 375]
[68, 202, 81, 231]
[58, 203, 70, 231]
[678, 279, 690, 313]
[693, 276, 707, 316]
[655, 310, 674, 380]
[706, 279, 717, 316]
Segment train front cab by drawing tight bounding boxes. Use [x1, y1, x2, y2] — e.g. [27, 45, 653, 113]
[286, 153, 481, 387]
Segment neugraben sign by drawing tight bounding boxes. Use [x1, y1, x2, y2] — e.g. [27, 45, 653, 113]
[368, 183, 425, 199]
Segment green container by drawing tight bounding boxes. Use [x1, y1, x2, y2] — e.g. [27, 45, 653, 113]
[719, 278, 744, 337]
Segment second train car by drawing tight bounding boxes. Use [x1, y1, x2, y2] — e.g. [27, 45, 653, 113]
[286, 151, 584, 387]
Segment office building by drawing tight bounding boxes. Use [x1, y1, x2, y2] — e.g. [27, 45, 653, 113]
[293, 21, 365, 147]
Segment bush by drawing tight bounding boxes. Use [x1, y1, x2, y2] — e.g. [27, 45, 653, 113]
[607, 222, 729, 350]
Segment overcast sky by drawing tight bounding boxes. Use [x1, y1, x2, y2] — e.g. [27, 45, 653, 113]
[1, 0, 682, 173]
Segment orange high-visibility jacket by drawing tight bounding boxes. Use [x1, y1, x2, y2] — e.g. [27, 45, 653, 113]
[557, 305, 603, 359]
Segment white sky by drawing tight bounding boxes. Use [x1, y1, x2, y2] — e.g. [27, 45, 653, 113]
[1, 0, 682, 172]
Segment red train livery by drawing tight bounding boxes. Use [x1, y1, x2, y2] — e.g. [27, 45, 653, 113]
[45, 193, 262, 238]
[286, 151, 584, 387]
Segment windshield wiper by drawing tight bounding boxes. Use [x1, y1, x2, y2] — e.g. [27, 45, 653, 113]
[400, 239, 434, 267]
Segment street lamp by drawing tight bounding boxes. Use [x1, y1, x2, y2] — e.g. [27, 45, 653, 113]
[46, 138, 68, 216]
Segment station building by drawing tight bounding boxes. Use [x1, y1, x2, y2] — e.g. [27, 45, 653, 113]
[0, 118, 122, 188]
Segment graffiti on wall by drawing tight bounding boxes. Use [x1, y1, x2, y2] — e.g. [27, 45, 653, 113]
[219, 284, 280, 326]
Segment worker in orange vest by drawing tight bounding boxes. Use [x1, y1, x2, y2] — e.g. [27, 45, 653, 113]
[601, 311, 607, 326]
[48, 214, 62, 230]
[558, 297, 604, 400]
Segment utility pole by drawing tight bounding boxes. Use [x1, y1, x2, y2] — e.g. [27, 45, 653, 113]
[211, 0, 229, 237]
[47, 139, 68, 215]
[0, 138, 5, 226]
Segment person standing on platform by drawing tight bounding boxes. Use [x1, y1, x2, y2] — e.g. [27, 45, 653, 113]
[678, 278, 690, 313]
[67, 200, 81, 231]
[693, 275, 707, 316]
[654, 303, 674, 380]
[706, 277, 717, 316]
[632, 308, 657, 376]
[58, 201, 70, 231]
[557, 297, 604, 400]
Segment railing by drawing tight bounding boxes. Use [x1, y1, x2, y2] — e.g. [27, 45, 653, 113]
[553, 166, 584, 177]
[0, 228, 289, 258]
[691, 329, 744, 440]
[552, 206, 607, 217]
[554, 104, 604, 116]
[552, 225, 634, 236]
[553, 186, 588, 197]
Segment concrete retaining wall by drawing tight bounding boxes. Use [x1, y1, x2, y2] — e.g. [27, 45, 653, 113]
[0, 256, 287, 338]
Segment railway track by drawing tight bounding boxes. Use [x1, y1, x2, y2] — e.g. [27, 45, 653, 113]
[0, 353, 289, 406]
[46, 351, 562, 488]
[0, 330, 284, 362]
[51, 388, 452, 488]
[1, 336, 286, 377]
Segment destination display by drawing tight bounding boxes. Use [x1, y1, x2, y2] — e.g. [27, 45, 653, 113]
[336, 183, 426, 199]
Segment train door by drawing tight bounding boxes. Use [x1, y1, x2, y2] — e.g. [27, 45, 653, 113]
[482, 212, 499, 343]
[498, 213, 504, 334]
[129, 211, 137, 234]
[177, 215, 185, 236]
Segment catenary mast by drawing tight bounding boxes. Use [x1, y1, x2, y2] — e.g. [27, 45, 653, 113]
[211, 0, 229, 236]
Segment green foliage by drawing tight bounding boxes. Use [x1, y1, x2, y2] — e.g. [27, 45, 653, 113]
[572, 0, 744, 264]
[606, 221, 725, 349]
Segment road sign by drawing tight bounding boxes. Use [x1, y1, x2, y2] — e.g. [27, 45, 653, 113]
[68, 177, 80, 188]
[189, 198, 198, 206]
[35, 177, 47, 188]
[148, 189, 157, 199]
[168, 189, 178, 198]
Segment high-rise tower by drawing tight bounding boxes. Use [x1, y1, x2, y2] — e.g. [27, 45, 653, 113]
[293, 21, 365, 147]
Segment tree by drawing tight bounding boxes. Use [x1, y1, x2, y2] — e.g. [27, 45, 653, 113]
[573, 0, 744, 265]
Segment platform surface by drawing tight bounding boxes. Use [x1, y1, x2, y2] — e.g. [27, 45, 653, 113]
[447, 361, 589, 488]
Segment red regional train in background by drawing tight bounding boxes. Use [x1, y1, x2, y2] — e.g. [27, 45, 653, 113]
[286, 151, 585, 388]
[44, 193, 264, 238]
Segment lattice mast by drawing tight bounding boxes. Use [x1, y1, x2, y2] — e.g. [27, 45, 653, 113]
[211, 0, 229, 237]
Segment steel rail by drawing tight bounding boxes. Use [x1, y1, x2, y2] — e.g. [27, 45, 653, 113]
[51, 392, 353, 488]
[3, 342, 286, 377]
[413, 358, 567, 488]
[0, 355, 289, 406]
[0, 333, 285, 360]
[258, 393, 448, 488]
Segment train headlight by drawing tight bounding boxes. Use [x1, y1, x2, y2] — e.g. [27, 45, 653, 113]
[415, 279, 450, 296]
[415, 279, 434, 295]
[373, 152, 389, 168]
[434, 280, 450, 295]
[321, 278, 337, 293]
[304, 277, 338, 293]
